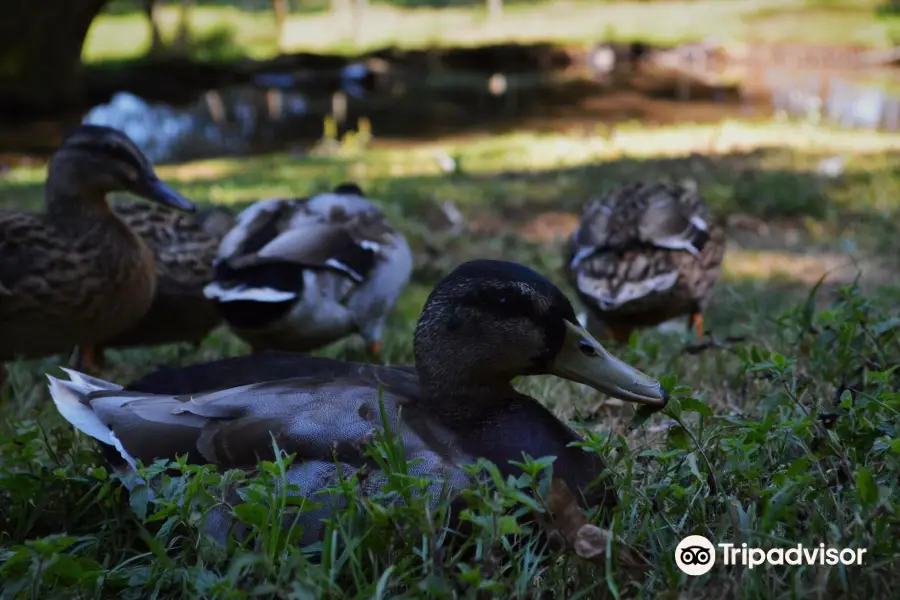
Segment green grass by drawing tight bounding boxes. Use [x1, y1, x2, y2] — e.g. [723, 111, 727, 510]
[82, 0, 900, 64]
[2, 120, 900, 596]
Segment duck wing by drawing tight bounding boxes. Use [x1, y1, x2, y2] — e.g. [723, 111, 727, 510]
[0, 212, 97, 314]
[125, 352, 418, 395]
[49, 367, 457, 474]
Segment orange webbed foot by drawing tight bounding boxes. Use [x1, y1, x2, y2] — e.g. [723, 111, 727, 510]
[689, 312, 704, 340]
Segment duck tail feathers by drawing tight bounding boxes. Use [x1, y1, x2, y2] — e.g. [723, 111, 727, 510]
[47, 371, 145, 477]
[58, 367, 124, 392]
[47, 372, 117, 447]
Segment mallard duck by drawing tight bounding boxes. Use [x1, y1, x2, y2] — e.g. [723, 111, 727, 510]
[48, 259, 667, 543]
[75, 204, 237, 369]
[0, 124, 195, 385]
[564, 181, 725, 343]
[202, 183, 412, 355]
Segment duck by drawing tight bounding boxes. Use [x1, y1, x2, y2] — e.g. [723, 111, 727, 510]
[564, 181, 725, 343]
[0, 124, 195, 385]
[201, 182, 412, 355]
[74, 204, 237, 370]
[47, 259, 668, 544]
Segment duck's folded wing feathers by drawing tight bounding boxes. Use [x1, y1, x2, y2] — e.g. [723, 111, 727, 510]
[124, 352, 418, 395]
[250, 224, 376, 283]
[216, 196, 386, 287]
[637, 197, 712, 257]
[0, 214, 105, 314]
[50, 371, 424, 470]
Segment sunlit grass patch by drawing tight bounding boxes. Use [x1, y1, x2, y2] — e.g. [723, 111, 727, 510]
[83, 0, 900, 65]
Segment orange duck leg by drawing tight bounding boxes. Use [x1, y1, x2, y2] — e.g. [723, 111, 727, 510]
[74, 344, 107, 373]
[689, 312, 704, 340]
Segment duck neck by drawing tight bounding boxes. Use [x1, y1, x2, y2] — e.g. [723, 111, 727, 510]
[416, 361, 518, 423]
[44, 162, 114, 224]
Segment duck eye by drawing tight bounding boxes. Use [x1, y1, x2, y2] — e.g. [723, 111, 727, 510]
[578, 340, 598, 357]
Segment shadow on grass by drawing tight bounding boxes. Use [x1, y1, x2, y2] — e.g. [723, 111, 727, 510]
[3, 145, 898, 258]
[1, 144, 897, 364]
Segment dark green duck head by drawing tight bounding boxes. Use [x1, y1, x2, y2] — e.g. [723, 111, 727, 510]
[413, 259, 668, 409]
[413, 258, 668, 515]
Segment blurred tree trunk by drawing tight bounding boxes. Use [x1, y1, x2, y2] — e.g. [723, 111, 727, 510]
[331, 0, 352, 42]
[488, 0, 503, 21]
[272, 0, 287, 51]
[0, 0, 109, 116]
[143, 0, 165, 55]
[351, 0, 367, 48]
[174, 0, 194, 56]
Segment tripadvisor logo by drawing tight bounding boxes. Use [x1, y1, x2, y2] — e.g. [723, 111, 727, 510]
[675, 535, 868, 576]
[675, 535, 716, 576]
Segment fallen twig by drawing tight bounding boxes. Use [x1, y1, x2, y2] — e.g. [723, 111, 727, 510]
[681, 335, 748, 355]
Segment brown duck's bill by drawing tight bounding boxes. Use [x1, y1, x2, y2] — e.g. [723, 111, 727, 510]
[137, 176, 196, 213]
[549, 320, 668, 409]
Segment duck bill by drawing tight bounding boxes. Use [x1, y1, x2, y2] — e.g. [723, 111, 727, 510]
[135, 176, 196, 213]
[548, 320, 668, 408]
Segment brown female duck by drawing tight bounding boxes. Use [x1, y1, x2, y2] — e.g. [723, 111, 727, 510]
[48, 259, 668, 543]
[76, 203, 236, 369]
[0, 125, 195, 385]
[565, 181, 725, 342]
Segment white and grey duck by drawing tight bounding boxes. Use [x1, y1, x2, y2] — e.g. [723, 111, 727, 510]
[202, 183, 412, 355]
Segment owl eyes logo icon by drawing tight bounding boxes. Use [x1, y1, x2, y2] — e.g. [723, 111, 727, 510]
[675, 535, 716, 576]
